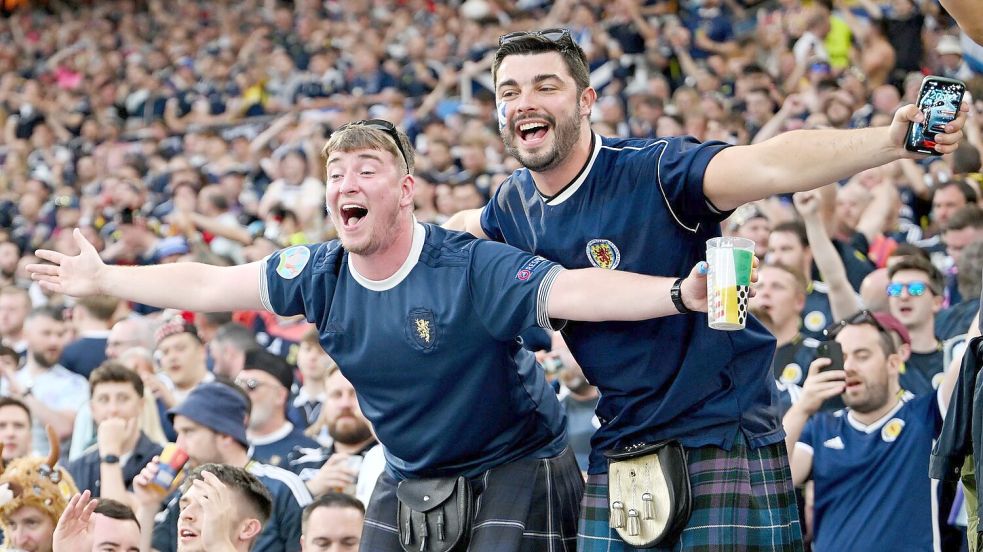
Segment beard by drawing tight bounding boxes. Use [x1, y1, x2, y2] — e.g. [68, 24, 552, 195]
[329, 415, 373, 445]
[501, 108, 582, 173]
[843, 378, 891, 413]
[32, 349, 58, 368]
[336, 202, 402, 256]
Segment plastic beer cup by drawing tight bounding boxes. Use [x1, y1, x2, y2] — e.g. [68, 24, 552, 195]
[706, 237, 755, 331]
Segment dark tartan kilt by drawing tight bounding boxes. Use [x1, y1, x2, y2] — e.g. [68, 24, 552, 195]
[578, 434, 804, 552]
[361, 447, 584, 552]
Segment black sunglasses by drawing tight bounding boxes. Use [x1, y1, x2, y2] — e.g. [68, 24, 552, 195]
[499, 28, 572, 47]
[334, 119, 409, 172]
[823, 309, 888, 339]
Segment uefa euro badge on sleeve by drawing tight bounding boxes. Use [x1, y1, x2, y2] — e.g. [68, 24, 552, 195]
[605, 441, 692, 547]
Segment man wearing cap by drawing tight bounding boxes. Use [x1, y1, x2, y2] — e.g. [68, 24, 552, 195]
[937, 34, 974, 81]
[151, 318, 213, 410]
[236, 349, 318, 471]
[887, 257, 947, 395]
[726, 203, 770, 259]
[783, 310, 958, 551]
[134, 381, 311, 552]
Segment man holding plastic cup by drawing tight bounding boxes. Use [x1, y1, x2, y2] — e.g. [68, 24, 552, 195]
[444, 28, 969, 551]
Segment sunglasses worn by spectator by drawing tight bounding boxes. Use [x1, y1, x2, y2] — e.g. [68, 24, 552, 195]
[335, 119, 408, 170]
[499, 28, 572, 46]
[823, 309, 889, 340]
[886, 281, 929, 297]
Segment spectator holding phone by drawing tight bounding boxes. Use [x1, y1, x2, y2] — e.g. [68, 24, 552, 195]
[783, 310, 958, 551]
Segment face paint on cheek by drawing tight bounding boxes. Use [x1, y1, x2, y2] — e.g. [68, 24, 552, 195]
[497, 101, 508, 131]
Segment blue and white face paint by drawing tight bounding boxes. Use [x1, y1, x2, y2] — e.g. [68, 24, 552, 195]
[497, 101, 508, 131]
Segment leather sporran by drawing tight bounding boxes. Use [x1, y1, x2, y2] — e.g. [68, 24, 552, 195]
[605, 441, 692, 548]
[396, 476, 473, 552]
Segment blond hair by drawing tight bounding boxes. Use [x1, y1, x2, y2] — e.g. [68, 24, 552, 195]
[321, 123, 415, 175]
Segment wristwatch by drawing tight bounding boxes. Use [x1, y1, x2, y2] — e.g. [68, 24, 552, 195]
[101, 455, 121, 465]
[670, 278, 692, 314]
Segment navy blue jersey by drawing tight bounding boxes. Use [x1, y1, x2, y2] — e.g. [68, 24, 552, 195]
[261, 223, 567, 479]
[250, 423, 320, 473]
[773, 334, 820, 386]
[798, 392, 943, 552]
[901, 347, 945, 396]
[481, 133, 780, 474]
[801, 282, 834, 340]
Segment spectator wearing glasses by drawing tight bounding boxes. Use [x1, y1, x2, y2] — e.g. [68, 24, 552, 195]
[887, 257, 946, 395]
[784, 310, 958, 552]
[237, 349, 318, 472]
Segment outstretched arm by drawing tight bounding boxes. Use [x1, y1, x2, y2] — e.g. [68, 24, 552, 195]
[547, 260, 758, 322]
[28, 229, 264, 312]
[443, 208, 489, 239]
[704, 103, 968, 211]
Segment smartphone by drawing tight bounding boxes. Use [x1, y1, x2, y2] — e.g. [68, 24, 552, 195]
[816, 341, 843, 373]
[905, 76, 966, 156]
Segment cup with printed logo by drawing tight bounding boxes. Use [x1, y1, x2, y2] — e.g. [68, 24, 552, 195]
[706, 237, 755, 331]
[148, 443, 190, 494]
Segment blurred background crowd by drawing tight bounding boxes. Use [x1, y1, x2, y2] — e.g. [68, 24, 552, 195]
[0, 0, 981, 550]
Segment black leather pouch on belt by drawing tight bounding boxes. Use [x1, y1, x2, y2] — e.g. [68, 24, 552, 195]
[396, 476, 473, 552]
[604, 441, 692, 548]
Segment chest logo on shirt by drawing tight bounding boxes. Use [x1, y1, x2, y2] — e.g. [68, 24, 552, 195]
[780, 363, 803, 385]
[406, 308, 437, 352]
[881, 418, 905, 443]
[586, 239, 621, 270]
[804, 310, 827, 333]
[276, 246, 311, 280]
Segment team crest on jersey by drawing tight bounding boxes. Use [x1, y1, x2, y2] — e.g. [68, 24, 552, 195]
[276, 246, 311, 280]
[586, 239, 621, 270]
[881, 418, 905, 443]
[804, 310, 827, 333]
[406, 308, 437, 351]
[780, 363, 803, 385]
[932, 372, 945, 390]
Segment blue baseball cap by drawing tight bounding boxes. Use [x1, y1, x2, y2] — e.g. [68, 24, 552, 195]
[168, 382, 249, 447]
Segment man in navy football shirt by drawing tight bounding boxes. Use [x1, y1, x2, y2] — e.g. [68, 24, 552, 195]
[444, 28, 968, 551]
[783, 311, 959, 551]
[28, 122, 724, 551]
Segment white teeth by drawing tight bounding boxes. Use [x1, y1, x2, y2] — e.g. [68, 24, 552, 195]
[341, 203, 366, 210]
[519, 123, 546, 131]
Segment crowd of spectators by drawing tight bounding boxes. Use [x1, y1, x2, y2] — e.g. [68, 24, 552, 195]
[0, 0, 981, 549]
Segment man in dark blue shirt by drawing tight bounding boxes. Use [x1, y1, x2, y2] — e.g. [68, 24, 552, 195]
[445, 28, 967, 551]
[30, 121, 720, 551]
[68, 362, 163, 501]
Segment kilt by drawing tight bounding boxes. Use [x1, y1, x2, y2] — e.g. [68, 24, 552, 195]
[361, 447, 584, 551]
[578, 435, 804, 551]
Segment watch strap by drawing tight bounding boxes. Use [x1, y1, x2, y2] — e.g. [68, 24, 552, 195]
[670, 278, 691, 314]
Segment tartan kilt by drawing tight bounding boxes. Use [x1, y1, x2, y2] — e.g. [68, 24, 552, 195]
[361, 447, 584, 552]
[578, 435, 804, 551]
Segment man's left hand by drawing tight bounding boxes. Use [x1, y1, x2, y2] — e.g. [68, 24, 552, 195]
[193, 471, 240, 550]
[97, 417, 136, 458]
[53, 490, 98, 552]
[890, 101, 969, 157]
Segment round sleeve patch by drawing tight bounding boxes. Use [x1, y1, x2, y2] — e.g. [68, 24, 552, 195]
[276, 246, 311, 280]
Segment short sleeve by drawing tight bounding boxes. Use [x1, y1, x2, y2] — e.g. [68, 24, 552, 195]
[259, 244, 334, 322]
[479, 202, 505, 242]
[797, 417, 817, 456]
[651, 136, 733, 229]
[467, 240, 564, 341]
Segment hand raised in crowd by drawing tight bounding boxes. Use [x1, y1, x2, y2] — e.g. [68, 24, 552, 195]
[792, 190, 822, 220]
[306, 453, 359, 497]
[142, 373, 177, 409]
[53, 490, 99, 552]
[97, 417, 138, 458]
[187, 470, 249, 551]
[797, 357, 847, 416]
[890, 100, 969, 157]
[28, 228, 105, 297]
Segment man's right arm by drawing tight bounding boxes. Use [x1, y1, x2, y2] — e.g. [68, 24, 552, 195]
[939, 0, 983, 45]
[28, 229, 264, 312]
[784, 357, 845, 485]
[443, 208, 488, 239]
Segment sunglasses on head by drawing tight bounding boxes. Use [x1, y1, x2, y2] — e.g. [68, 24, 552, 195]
[499, 28, 572, 47]
[886, 281, 930, 297]
[235, 377, 265, 392]
[334, 119, 409, 171]
[823, 309, 889, 340]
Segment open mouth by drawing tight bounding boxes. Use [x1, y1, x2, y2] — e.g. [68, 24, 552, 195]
[516, 120, 551, 146]
[898, 306, 914, 316]
[340, 203, 368, 229]
[179, 528, 198, 541]
[845, 379, 862, 391]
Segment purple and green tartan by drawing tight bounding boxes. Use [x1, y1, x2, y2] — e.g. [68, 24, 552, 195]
[578, 436, 804, 551]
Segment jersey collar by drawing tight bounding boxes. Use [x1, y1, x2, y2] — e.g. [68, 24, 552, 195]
[541, 132, 601, 206]
[845, 396, 905, 433]
[349, 220, 426, 291]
